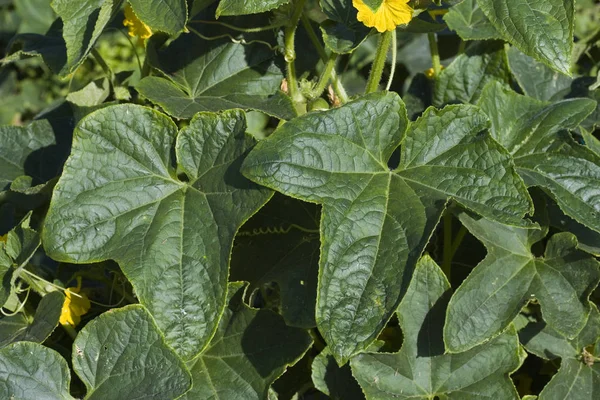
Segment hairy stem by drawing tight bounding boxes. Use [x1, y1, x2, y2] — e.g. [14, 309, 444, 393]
[366, 31, 392, 93]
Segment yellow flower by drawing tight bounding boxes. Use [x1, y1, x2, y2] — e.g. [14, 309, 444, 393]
[0, 234, 6, 243]
[353, 0, 413, 32]
[59, 277, 91, 327]
[123, 4, 152, 40]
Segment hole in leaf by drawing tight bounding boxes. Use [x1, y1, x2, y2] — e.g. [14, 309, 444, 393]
[177, 172, 190, 183]
[387, 147, 400, 170]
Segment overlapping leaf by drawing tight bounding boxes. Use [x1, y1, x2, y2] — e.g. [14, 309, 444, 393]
[478, 82, 600, 233]
[520, 305, 600, 399]
[0, 342, 75, 400]
[73, 305, 192, 399]
[0, 291, 63, 347]
[216, 0, 290, 17]
[507, 47, 600, 130]
[445, 211, 600, 352]
[476, 0, 574, 75]
[137, 34, 295, 120]
[128, 0, 187, 34]
[351, 256, 523, 399]
[444, 0, 501, 41]
[0, 119, 57, 190]
[433, 40, 509, 107]
[242, 92, 531, 364]
[181, 282, 312, 400]
[43, 105, 272, 360]
[51, 0, 117, 74]
[319, 0, 370, 54]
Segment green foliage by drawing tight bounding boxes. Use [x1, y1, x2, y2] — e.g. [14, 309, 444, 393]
[0, 0, 599, 398]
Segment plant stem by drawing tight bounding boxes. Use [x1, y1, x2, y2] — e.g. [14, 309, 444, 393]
[310, 52, 338, 99]
[449, 225, 467, 261]
[442, 211, 453, 280]
[386, 29, 397, 91]
[300, 15, 349, 103]
[284, 0, 307, 104]
[91, 48, 115, 91]
[428, 32, 442, 77]
[366, 31, 393, 93]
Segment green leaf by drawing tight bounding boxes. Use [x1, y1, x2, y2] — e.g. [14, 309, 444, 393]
[181, 282, 312, 400]
[545, 193, 600, 256]
[230, 194, 320, 328]
[475, 0, 574, 75]
[478, 82, 600, 233]
[444, 0, 501, 40]
[520, 305, 600, 399]
[0, 119, 58, 190]
[312, 347, 368, 399]
[73, 305, 192, 399]
[128, 0, 187, 34]
[216, 0, 290, 17]
[242, 93, 532, 364]
[0, 246, 10, 307]
[51, 0, 117, 74]
[445, 211, 600, 353]
[14, 0, 56, 34]
[2, 20, 68, 75]
[0, 342, 74, 399]
[0, 291, 63, 347]
[350, 256, 523, 399]
[320, 0, 371, 54]
[66, 79, 110, 107]
[43, 105, 272, 360]
[507, 47, 573, 102]
[433, 40, 510, 107]
[137, 35, 295, 120]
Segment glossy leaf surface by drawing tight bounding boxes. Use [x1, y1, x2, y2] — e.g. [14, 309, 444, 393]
[242, 92, 531, 363]
[138, 35, 295, 120]
[43, 105, 272, 360]
[351, 256, 523, 399]
[445, 211, 600, 352]
[0, 342, 74, 400]
[479, 82, 600, 233]
[476, 0, 574, 74]
[73, 305, 192, 399]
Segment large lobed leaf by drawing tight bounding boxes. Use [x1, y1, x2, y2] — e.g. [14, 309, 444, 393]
[242, 92, 532, 364]
[137, 34, 295, 120]
[182, 282, 312, 400]
[350, 256, 523, 399]
[520, 305, 600, 399]
[43, 105, 272, 360]
[478, 81, 600, 233]
[445, 211, 600, 352]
